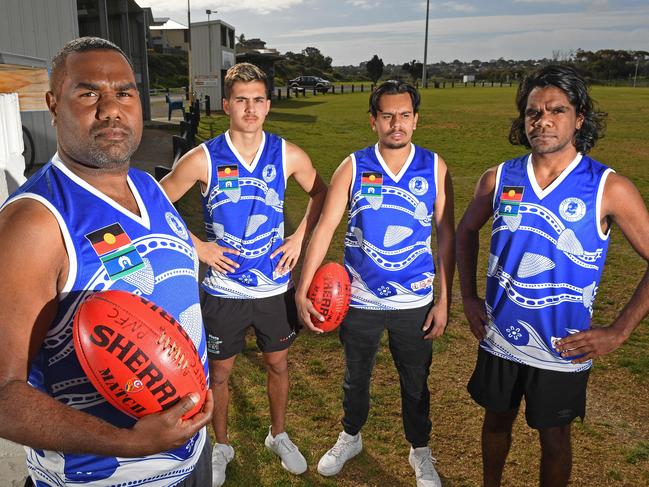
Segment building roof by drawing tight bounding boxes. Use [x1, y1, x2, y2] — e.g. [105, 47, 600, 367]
[150, 18, 187, 30]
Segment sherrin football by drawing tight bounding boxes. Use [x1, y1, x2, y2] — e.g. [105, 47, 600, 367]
[307, 262, 351, 332]
[73, 290, 207, 419]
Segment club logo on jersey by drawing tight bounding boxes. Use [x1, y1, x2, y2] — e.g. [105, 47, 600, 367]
[499, 186, 524, 216]
[361, 171, 383, 210]
[408, 176, 428, 196]
[165, 212, 189, 240]
[262, 164, 277, 183]
[559, 197, 586, 222]
[85, 223, 145, 281]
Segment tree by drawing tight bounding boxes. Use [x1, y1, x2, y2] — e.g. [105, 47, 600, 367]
[366, 54, 384, 84]
[401, 59, 423, 84]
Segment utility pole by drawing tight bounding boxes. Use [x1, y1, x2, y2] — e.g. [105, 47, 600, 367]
[187, 0, 193, 102]
[206, 9, 216, 74]
[422, 0, 430, 88]
[633, 54, 640, 88]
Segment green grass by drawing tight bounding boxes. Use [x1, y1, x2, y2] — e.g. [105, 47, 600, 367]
[183, 86, 649, 486]
[626, 441, 649, 464]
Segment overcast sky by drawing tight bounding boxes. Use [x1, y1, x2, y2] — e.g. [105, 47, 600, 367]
[138, 0, 649, 65]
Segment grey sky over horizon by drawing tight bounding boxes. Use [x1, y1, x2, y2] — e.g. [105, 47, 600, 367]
[139, 0, 649, 65]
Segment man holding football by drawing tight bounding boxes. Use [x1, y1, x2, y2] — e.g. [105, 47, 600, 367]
[296, 80, 455, 487]
[0, 37, 213, 486]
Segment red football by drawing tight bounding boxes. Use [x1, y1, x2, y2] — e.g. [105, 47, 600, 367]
[307, 262, 351, 332]
[73, 290, 207, 419]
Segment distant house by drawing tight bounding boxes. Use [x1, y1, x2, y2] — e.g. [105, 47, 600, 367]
[463, 74, 475, 83]
[236, 38, 283, 95]
[149, 17, 188, 55]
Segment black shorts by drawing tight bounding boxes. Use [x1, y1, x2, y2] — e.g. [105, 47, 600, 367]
[201, 289, 299, 360]
[467, 347, 590, 430]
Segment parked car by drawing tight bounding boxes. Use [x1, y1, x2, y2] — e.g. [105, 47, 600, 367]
[289, 76, 332, 92]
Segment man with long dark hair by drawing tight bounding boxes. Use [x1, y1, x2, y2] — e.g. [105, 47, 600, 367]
[457, 64, 649, 486]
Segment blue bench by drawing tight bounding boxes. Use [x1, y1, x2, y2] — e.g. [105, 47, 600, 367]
[165, 94, 185, 120]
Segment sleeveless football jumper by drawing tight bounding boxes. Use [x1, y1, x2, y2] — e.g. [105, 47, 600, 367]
[345, 143, 438, 310]
[483, 153, 613, 372]
[200, 131, 290, 299]
[2, 155, 208, 486]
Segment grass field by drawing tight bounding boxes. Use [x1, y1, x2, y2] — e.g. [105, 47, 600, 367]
[179, 85, 649, 486]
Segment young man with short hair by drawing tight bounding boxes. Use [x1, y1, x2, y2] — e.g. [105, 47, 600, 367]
[296, 80, 455, 487]
[457, 64, 649, 487]
[161, 62, 326, 486]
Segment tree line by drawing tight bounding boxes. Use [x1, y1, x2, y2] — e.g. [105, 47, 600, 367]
[146, 47, 648, 91]
[274, 47, 649, 85]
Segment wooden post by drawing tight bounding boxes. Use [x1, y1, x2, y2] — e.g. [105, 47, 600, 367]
[351, 84, 355, 93]
[277, 88, 281, 100]
[361, 84, 364, 92]
[341, 85, 344, 94]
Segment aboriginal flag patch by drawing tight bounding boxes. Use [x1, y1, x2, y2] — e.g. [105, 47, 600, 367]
[85, 223, 144, 281]
[361, 171, 383, 197]
[218, 164, 239, 191]
[499, 186, 524, 216]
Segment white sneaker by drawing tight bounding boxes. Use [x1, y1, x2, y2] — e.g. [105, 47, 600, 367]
[264, 427, 308, 474]
[212, 443, 234, 487]
[409, 446, 442, 487]
[317, 431, 363, 476]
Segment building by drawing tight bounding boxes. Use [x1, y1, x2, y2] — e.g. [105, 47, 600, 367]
[149, 17, 188, 55]
[77, 0, 152, 119]
[190, 19, 236, 110]
[0, 0, 153, 169]
[0, 0, 78, 165]
[236, 38, 283, 95]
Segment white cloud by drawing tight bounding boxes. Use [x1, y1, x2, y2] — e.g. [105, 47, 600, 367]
[346, 0, 379, 8]
[513, 0, 610, 8]
[276, 8, 649, 38]
[438, 1, 477, 13]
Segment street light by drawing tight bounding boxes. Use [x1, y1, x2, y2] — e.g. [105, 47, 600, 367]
[206, 9, 217, 74]
[422, 0, 430, 88]
[187, 0, 193, 103]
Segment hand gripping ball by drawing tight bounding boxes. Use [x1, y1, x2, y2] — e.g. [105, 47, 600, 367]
[306, 262, 351, 332]
[73, 290, 207, 419]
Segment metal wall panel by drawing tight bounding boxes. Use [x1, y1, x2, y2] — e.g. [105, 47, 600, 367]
[0, 0, 79, 166]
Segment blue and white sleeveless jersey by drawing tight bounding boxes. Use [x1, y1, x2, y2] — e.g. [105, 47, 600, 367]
[2, 154, 209, 486]
[201, 131, 290, 299]
[344, 143, 437, 310]
[483, 153, 613, 372]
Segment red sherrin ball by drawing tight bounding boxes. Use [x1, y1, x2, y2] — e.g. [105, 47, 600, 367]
[73, 290, 207, 419]
[306, 262, 351, 332]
